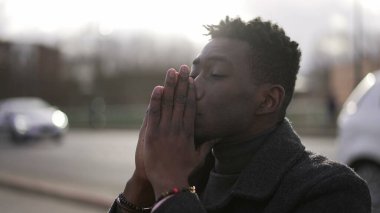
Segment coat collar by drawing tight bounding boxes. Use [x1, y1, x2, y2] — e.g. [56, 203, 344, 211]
[231, 118, 305, 200]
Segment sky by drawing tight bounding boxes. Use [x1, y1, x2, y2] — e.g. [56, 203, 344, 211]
[0, 0, 379, 74]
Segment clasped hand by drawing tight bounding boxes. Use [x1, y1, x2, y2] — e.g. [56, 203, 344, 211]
[136, 65, 210, 199]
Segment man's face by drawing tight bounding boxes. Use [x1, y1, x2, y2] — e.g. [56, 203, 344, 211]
[191, 38, 261, 144]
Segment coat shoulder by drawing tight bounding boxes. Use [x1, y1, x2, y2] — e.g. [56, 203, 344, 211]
[290, 150, 364, 185]
[281, 150, 371, 212]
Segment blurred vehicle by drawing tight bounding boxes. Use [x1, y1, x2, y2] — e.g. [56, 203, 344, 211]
[0, 97, 68, 142]
[337, 70, 380, 210]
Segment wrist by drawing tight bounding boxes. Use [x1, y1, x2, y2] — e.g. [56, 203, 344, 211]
[151, 177, 189, 199]
[123, 172, 155, 207]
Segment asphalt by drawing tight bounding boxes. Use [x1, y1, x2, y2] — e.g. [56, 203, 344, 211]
[0, 129, 139, 210]
[0, 172, 114, 209]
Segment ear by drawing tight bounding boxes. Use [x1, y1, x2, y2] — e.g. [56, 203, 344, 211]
[255, 84, 285, 115]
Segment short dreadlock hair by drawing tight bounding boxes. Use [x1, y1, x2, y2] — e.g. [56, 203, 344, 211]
[205, 17, 301, 116]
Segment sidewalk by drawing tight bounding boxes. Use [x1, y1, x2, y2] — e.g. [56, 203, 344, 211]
[0, 172, 114, 209]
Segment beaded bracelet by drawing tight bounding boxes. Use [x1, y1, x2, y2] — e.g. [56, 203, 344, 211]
[156, 186, 196, 203]
[117, 193, 152, 213]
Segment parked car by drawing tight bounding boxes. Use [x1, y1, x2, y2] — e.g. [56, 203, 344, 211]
[0, 97, 68, 142]
[337, 70, 380, 210]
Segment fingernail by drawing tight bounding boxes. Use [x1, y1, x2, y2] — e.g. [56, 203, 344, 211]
[180, 68, 189, 78]
[180, 65, 188, 71]
[169, 69, 176, 78]
[152, 87, 162, 98]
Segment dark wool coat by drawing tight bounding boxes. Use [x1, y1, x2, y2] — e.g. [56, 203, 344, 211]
[153, 119, 371, 213]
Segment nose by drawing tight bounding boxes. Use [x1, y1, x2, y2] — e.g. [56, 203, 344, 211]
[194, 77, 205, 100]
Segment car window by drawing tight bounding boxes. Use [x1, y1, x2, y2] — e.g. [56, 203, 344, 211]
[2, 98, 50, 111]
[342, 72, 377, 115]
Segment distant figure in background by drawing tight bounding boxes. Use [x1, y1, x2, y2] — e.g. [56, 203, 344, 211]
[326, 93, 338, 124]
[109, 17, 370, 213]
[89, 97, 106, 128]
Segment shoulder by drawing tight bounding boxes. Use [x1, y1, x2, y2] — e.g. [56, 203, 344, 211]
[291, 151, 364, 184]
[288, 150, 367, 190]
[284, 151, 371, 211]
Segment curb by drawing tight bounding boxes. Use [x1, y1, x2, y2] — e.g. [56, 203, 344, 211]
[0, 173, 114, 209]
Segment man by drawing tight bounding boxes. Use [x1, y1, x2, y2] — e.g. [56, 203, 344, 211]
[109, 17, 371, 213]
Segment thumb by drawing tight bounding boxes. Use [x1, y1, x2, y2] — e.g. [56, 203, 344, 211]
[138, 108, 149, 140]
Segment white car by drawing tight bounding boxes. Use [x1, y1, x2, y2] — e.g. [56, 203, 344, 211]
[0, 97, 68, 142]
[337, 70, 380, 210]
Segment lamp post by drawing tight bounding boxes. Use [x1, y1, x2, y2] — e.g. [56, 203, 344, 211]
[353, 0, 363, 86]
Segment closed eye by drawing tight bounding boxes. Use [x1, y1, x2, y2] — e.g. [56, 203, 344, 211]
[210, 73, 227, 79]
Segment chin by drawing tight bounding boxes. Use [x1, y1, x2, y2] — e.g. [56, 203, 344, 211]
[194, 131, 213, 147]
[194, 132, 206, 147]
[194, 138, 206, 147]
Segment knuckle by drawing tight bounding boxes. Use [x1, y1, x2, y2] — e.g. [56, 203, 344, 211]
[179, 74, 188, 81]
[162, 99, 173, 107]
[175, 95, 187, 104]
[187, 134, 193, 141]
[165, 81, 176, 88]
[148, 106, 160, 115]
[171, 124, 181, 133]
[186, 99, 196, 109]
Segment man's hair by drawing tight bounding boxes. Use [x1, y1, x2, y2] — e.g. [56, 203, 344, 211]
[205, 17, 301, 116]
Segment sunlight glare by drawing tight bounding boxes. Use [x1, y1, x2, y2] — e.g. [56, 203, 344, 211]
[4, 0, 249, 43]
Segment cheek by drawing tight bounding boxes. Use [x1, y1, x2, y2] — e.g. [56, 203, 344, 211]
[215, 100, 254, 125]
[198, 88, 255, 129]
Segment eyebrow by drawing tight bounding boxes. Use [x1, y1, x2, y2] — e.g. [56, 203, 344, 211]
[192, 55, 231, 65]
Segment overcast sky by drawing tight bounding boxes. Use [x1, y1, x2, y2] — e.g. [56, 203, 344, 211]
[0, 0, 379, 74]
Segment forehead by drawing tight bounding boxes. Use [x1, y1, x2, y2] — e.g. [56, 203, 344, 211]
[199, 38, 251, 63]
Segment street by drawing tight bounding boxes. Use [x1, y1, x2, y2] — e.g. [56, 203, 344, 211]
[0, 129, 337, 212]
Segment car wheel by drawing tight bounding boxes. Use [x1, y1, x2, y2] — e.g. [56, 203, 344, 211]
[9, 130, 25, 143]
[355, 162, 380, 211]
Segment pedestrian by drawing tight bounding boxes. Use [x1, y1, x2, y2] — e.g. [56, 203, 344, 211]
[109, 16, 371, 213]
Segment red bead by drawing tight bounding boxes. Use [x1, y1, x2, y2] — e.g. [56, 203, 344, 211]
[173, 187, 179, 193]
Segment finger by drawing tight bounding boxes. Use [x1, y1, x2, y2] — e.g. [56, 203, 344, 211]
[147, 86, 163, 130]
[135, 109, 147, 165]
[161, 69, 177, 124]
[183, 77, 196, 132]
[138, 108, 149, 139]
[172, 65, 190, 124]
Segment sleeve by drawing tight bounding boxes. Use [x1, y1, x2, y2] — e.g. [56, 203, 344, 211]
[295, 173, 371, 213]
[153, 191, 207, 213]
[108, 199, 124, 213]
